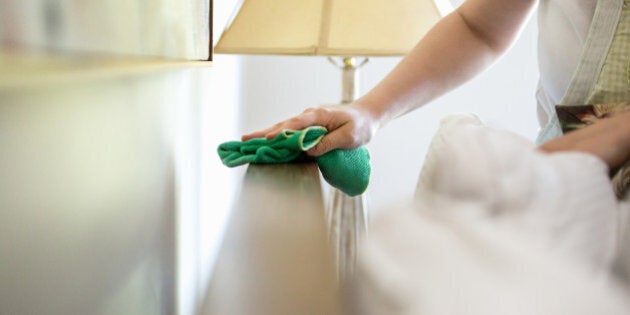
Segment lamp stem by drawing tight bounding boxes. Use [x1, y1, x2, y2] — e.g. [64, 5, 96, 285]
[326, 56, 370, 282]
[341, 57, 359, 104]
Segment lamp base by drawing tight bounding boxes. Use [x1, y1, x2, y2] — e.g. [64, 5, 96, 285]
[325, 186, 368, 280]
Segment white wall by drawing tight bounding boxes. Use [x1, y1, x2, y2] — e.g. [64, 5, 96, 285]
[0, 65, 205, 315]
[233, 1, 540, 212]
[1, 1, 220, 314]
[197, 0, 241, 306]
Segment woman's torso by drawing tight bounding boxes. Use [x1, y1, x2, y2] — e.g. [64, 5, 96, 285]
[536, 0, 597, 125]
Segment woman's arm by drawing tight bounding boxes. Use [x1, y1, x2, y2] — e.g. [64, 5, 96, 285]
[355, 0, 537, 126]
[243, 0, 538, 156]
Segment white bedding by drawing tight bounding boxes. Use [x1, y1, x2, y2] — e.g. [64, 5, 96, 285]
[353, 114, 630, 314]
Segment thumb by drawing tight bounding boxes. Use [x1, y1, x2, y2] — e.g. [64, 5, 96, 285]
[306, 135, 337, 157]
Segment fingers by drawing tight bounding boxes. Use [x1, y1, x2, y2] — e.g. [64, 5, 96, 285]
[241, 108, 320, 141]
[241, 125, 277, 141]
[307, 139, 330, 156]
[306, 123, 365, 156]
[241, 107, 327, 141]
[307, 130, 350, 156]
[240, 104, 377, 156]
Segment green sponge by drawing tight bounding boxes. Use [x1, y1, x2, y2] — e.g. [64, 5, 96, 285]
[217, 126, 370, 196]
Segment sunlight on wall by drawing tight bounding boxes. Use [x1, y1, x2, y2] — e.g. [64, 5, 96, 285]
[0, 69, 190, 315]
[198, 53, 242, 302]
[195, 0, 243, 303]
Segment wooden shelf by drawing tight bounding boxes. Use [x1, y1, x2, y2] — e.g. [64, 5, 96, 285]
[201, 163, 342, 315]
[0, 50, 212, 90]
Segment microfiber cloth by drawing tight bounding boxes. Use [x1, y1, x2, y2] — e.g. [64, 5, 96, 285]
[217, 126, 370, 196]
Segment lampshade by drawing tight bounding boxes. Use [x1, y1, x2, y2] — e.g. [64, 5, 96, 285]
[215, 0, 452, 56]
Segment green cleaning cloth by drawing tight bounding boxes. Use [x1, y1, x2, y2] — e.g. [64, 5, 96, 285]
[217, 126, 370, 196]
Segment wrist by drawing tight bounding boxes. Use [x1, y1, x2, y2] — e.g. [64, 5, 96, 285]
[352, 96, 391, 131]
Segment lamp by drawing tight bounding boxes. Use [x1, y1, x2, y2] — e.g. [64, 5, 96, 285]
[215, 0, 452, 278]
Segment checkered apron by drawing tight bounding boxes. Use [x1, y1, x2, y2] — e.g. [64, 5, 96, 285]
[537, 0, 630, 144]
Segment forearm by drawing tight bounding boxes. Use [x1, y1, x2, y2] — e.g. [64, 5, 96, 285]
[356, 0, 537, 128]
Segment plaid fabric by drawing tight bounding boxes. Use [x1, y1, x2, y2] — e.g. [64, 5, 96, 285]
[587, 0, 630, 103]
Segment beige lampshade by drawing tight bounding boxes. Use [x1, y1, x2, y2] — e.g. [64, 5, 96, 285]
[215, 0, 452, 56]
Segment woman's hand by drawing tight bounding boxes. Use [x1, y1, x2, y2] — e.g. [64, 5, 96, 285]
[539, 111, 630, 169]
[241, 102, 381, 157]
